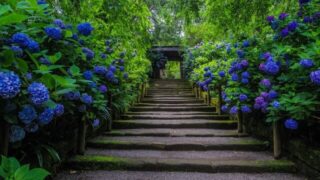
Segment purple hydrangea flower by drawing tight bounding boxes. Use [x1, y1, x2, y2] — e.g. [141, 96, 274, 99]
[18, 105, 37, 124]
[77, 22, 94, 36]
[279, 13, 288, 20]
[27, 82, 50, 105]
[267, 16, 275, 23]
[303, 16, 313, 23]
[299, 59, 314, 68]
[80, 93, 93, 105]
[259, 63, 266, 71]
[284, 118, 298, 130]
[54, 104, 64, 116]
[240, 60, 249, 68]
[218, 71, 225, 77]
[9, 125, 25, 143]
[99, 85, 108, 93]
[287, 21, 298, 31]
[0, 71, 21, 99]
[231, 73, 239, 81]
[105, 71, 115, 81]
[260, 79, 272, 88]
[82, 47, 95, 60]
[109, 65, 117, 73]
[26, 73, 32, 80]
[92, 119, 100, 128]
[237, 50, 245, 58]
[241, 105, 251, 113]
[38, 108, 54, 125]
[281, 28, 289, 38]
[310, 70, 320, 85]
[268, 90, 278, 99]
[264, 60, 280, 75]
[241, 71, 250, 79]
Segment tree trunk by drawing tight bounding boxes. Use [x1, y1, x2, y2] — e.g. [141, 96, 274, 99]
[77, 120, 87, 155]
[273, 121, 281, 159]
[0, 121, 9, 156]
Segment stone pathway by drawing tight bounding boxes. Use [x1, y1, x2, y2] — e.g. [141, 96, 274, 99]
[56, 79, 304, 180]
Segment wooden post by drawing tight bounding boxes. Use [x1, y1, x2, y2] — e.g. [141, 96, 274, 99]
[273, 121, 281, 159]
[77, 120, 87, 155]
[217, 85, 222, 115]
[238, 111, 243, 133]
[0, 121, 9, 156]
[107, 92, 113, 132]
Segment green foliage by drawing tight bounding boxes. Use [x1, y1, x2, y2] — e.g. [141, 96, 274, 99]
[0, 156, 50, 180]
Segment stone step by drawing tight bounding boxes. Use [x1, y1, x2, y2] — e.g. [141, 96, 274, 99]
[145, 95, 195, 98]
[104, 129, 245, 137]
[66, 155, 295, 173]
[148, 88, 192, 91]
[142, 99, 204, 104]
[57, 171, 304, 180]
[87, 136, 269, 151]
[129, 106, 215, 112]
[121, 114, 228, 120]
[85, 149, 273, 161]
[125, 111, 218, 115]
[134, 103, 208, 107]
[113, 120, 237, 129]
[147, 93, 194, 96]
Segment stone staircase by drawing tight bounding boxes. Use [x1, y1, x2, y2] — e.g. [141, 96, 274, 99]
[58, 79, 303, 180]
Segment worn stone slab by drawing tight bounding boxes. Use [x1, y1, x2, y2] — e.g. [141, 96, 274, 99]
[55, 171, 305, 180]
[113, 120, 237, 129]
[130, 106, 215, 112]
[104, 129, 243, 137]
[64, 155, 295, 173]
[87, 136, 268, 151]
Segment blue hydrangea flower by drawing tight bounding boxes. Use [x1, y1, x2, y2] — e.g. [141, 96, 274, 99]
[243, 40, 250, 48]
[25, 73, 32, 80]
[279, 13, 288, 20]
[78, 105, 86, 112]
[112, 78, 119, 85]
[38, 108, 54, 125]
[123, 73, 129, 79]
[281, 28, 289, 38]
[0, 71, 21, 99]
[241, 105, 251, 113]
[260, 79, 272, 88]
[72, 34, 79, 40]
[11, 46, 23, 57]
[310, 70, 320, 85]
[105, 71, 115, 81]
[237, 50, 245, 58]
[12, 33, 30, 48]
[92, 119, 100, 128]
[299, 0, 311, 5]
[272, 101, 280, 108]
[99, 85, 108, 93]
[241, 78, 249, 84]
[54, 104, 64, 116]
[77, 22, 94, 36]
[94, 66, 107, 75]
[119, 66, 125, 72]
[105, 40, 111, 46]
[81, 93, 93, 105]
[239, 94, 248, 102]
[119, 52, 126, 58]
[82, 48, 95, 60]
[37, 0, 46, 4]
[218, 71, 225, 77]
[300, 59, 314, 68]
[27, 82, 50, 105]
[100, 53, 107, 59]
[287, 21, 298, 32]
[45, 27, 62, 40]
[231, 73, 238, 81]
[25, 123, 39, 133]
[241, 71, 250, 79]
[64, 91, 80, 100]
[83, 70, 93, 80]
[9, 125, 25, 143]
[119, 59, 125, 65]
[89, 82, 97, 89]
[53, 19, 66, 29]
[284, 118, 298, 130]
[18, 105, 37, 124]
[264, 60, 280, 75]
[240, 60, 249, 68]
[230, 106, 238, 115]
[27, 40, 40, 53]
[39, 57, 51, 65]
[268, 90, 278, 99]
[303, 16, 313, 23]
[109, 65, 117, 73]
[221, 105, 228, 112]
